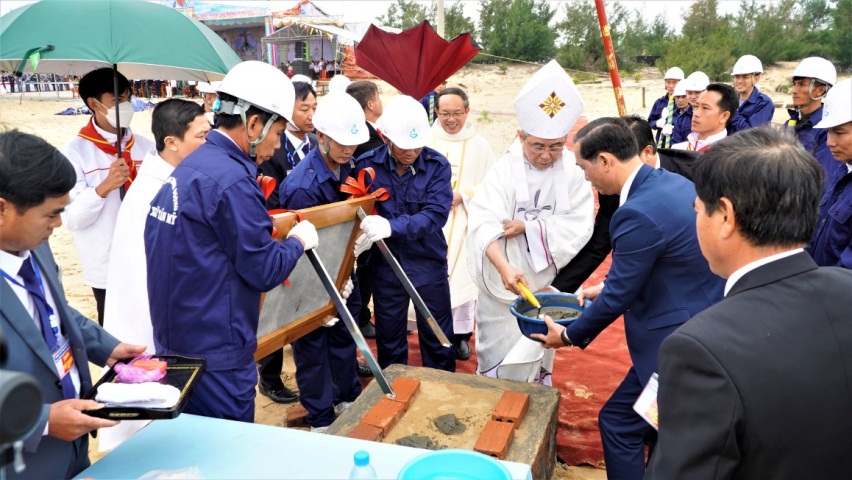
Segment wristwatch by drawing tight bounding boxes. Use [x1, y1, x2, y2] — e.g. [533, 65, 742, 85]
[560, 328, 574, 347]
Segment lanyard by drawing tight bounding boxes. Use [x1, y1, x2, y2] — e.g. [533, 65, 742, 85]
[1, 259, 59, 331]
[287, 138, 307, 169]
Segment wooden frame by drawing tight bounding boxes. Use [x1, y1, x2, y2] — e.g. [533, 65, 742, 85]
[255, 196, 375, 360]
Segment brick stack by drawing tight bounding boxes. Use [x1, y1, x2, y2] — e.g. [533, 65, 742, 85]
[474, 391, 531, 459]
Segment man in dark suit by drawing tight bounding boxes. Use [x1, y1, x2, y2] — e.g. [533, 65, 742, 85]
[646, 128, 852, 479]
[624, 114, 702, 181]
[0, 129, 145, 479]
[535, 117, 724, 479]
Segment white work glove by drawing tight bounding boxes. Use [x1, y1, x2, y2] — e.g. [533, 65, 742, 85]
[360, 215, 392, 242]
[655, 115, 667, 129]
[341, 278, 354, 300]
[661, 124, 674, 136]
[354, 233, 373, 257]
[321, 316, 339, 328]
[287, 220, 318, 251]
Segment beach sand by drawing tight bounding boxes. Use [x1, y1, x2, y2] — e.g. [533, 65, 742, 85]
[0, 61, 834, 479]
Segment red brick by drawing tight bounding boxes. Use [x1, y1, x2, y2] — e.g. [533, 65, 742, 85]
[491, 391, 530, 429]
[348, 423, 384, 442]
[361, 397, 406, 435]
[388, 377, 421, 409]
[286, 406, 309, 428]
[474, 420, 515, 459]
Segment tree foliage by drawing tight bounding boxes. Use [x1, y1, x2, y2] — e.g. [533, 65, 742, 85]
[479, 0, 556, 61]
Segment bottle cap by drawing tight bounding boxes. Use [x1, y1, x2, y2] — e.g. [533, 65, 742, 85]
[354, 450, 370, 467]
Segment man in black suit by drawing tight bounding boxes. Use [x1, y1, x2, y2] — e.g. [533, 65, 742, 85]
[0, 130, 145, 479]
[624, 114, 701, 181]
[346, 80, 386, 347]
[646, 128, 852, 479]
[258, 81, 318, 210]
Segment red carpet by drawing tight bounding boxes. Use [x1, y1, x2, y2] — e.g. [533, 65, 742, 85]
[359, 255, 629, 469]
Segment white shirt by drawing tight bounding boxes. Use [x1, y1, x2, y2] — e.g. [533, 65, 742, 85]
[724, 248, 804, 296]
[619, 163, 644, 207]
[285, 130, 311, 162]
[0, 249, 82, 397]
[60, 121, 156, 287]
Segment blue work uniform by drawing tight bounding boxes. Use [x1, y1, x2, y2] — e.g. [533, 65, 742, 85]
[353, 145, 455, 371]
[808, 164, 852, 270]
[145, 130, 305, 422]
[729, 86, 775, 134]
[647, 92, 671, 143]
[671, 106, 693, 144]
[785, 105, 834, 175]
[278, 148, 362, 428]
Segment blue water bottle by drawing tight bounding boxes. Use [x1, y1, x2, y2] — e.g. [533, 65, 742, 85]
[349, 450, 378, 479]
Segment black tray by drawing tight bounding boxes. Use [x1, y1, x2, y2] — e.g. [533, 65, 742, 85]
[83, 355, 206, 420]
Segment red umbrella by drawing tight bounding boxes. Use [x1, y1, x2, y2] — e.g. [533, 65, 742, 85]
[355, 21, 480, 100]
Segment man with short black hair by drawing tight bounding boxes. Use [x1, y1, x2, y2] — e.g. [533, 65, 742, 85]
[535, 117, 723, 478]
[623, 114, 701, 180]
[673, 83, 737, 152]
[0, 129, 146, 479]
[646, 127, 852, 479]
[60, 67, 156, 326]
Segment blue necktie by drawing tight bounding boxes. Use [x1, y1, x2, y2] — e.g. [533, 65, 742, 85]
[19, 257, 77, 399]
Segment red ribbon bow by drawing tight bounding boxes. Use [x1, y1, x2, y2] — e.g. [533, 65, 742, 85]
[340, 167, 390, 205]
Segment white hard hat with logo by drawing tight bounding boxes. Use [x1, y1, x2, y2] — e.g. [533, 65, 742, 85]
[313, 91, 368, 146]
[217, 61, 295, 123]
[291, 74, 312, 85]
[732, 55, 763, 75]
[814, 78, 852, 129]
[664, 67, 684, 80]
[792, 57, 837, 87]
[378, 95, 432, 149]
[685, 71, 710, 91]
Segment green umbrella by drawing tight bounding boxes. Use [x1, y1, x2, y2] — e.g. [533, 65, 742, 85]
[0, 0, 241, 81]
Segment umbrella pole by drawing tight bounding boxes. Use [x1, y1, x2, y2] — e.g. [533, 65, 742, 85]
[113, 64, 126, 199]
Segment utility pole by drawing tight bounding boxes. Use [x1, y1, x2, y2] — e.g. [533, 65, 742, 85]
[437, 0, 445, 38]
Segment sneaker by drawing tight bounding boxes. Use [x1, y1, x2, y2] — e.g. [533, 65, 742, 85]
[335, 401, 354, 415]
[310, 426, 329, 434]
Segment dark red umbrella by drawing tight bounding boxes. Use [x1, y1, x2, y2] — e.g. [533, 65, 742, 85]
[355, 21, 480, 100]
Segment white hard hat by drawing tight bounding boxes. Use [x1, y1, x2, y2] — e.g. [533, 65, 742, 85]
[814, 78, 852, 129]
[664, 67, 684, 80]
[313, 91, 368, 146]
[217, 61, 295, 122]
[792, 57, 837, 87]
[673, 82, 687, 97]
[732, 55, 763, 75]
[328, 75, 351, 93]
[197, 81, 217, 94]
[378, 95, 432, 149]
[291, 74, 312, 85]
[685, 71, 710, 91]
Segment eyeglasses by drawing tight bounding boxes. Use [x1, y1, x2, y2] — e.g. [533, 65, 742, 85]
[437, 111, 466, 119]
[522, 133, 565, 154]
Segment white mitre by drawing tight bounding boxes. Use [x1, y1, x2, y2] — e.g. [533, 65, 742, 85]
[513, 60, 584, 139]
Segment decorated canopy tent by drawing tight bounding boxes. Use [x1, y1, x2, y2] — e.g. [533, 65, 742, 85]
[263, 0, 344, 74]
[164, 1, 273, 63]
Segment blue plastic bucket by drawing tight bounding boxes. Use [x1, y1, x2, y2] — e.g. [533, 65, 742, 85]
[509, 292, 587, 339]
[397, 449, 512, 480]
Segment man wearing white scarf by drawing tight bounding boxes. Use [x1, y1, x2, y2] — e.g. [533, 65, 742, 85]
[430, 87, 497, 360]
[468, 61, 594, 384]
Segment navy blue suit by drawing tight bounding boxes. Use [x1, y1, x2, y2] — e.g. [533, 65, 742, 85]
[1, 243, 119, 480]
[278, 148, 362, 427]
[353, 145, 455, 371]
[564, 164, 724, 478]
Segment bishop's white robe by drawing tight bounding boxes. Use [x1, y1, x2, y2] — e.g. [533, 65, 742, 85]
[99, 152, 175, 451]
[468, 139, 594, 382]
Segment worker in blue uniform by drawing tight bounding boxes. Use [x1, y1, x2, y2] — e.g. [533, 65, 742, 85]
[730, 55, 775, 134]
[352, 95, 455, 372]
[666, 80, 692, 145]
[785, 57, 837, 175]
[647, 67, 684, 145]
[145, 61, 319, 423]
[278, 91, 366, 433]
[808, 78, 852, 270]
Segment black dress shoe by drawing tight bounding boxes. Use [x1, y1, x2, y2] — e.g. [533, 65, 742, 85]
[356, 362, 374, 378]
[455, 338, 472, 360]
[360, 321, 376, 339]
[258, 384, 299, 403]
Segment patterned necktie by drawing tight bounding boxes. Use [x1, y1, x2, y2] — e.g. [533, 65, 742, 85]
[19, 257, 77, 399]
[657, 95, 674, 149]
[428, 94, 435, 126]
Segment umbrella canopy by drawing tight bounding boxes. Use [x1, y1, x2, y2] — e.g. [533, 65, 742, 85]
[0, 0, 241, 81]
[355, 21, 480, 100]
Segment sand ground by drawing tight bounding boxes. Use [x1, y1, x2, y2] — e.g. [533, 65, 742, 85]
[0, 61, 834, 479]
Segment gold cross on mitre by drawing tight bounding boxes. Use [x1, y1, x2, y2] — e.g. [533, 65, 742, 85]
[539, 92, 566, 118]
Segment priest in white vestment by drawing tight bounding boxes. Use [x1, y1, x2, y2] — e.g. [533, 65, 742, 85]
[468, 61, 595, 384]
[100, 99, 209, 451]
[431, 87, 497, 360]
